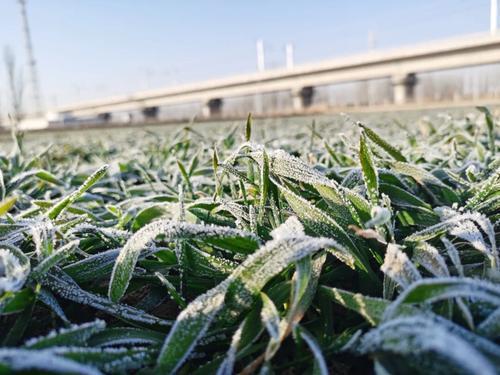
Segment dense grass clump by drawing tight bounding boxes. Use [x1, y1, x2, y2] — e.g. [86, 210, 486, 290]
[0, 109, 498, 374]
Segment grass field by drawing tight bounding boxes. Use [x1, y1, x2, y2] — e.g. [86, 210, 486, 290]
[0, 108, 499, 374]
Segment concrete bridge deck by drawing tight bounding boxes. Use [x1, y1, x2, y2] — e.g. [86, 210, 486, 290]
[53, 33, 500, 120]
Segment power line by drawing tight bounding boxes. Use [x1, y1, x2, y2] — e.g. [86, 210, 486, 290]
[18, 0, 43, 115]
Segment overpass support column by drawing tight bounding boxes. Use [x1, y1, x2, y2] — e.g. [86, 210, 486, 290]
[98, 113, 112, 123]
[202, 98, 223, 118]
[292, 86, 315, 112]
[392, 73, 417, 104]
[142, 106, 159, 121]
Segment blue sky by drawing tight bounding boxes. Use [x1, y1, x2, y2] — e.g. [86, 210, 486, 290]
[0, 0, 493, 111]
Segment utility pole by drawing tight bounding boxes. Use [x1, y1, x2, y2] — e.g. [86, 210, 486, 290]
[256, 39, 265, 72]
[368, 30, 376, 50]
[18, 0, 43, 115]
[491, 0, 498, 34]
[285, 43, 294, 69]
[255, 39, 265, 114]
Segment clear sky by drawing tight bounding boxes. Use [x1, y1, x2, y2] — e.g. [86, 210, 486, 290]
[0, 0, 493, 112]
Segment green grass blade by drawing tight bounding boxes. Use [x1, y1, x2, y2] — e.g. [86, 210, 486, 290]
[359, 131, 379, 204]
[44, 269, 171, 326]
[258, 149, 270, 222]
[477, 106, 496, 155]
[272, 177, 373, 277]
[47, 165, 108, 220]
[357, 316, 497, 375]
[358, 122, 407, 162]
[0, 196, 16, 216]
[108, 220, 258, 302]
[320, 286, 390, 326]
[384, 277, 500, 320]
[24, 320, 106, 349]
[245, 113, 252, 142]
[156, 217, 337, 373]
[0, 348, 102, 375]
[156, 281, 228, 373]
[295, 325, 328, 375]
[31, 241, 80, 280]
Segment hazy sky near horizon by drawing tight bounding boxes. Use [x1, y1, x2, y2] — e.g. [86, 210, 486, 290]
[0, 0, 493, 111]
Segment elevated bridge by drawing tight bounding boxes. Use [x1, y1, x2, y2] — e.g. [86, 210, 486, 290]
[53, 33, 500, 120]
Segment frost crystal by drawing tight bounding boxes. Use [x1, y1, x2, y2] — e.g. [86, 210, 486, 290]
[261, 294, 280, 340]
[298, 328, 329, 375]
[407, 209, 499, 269]
[357, 316, 497, 375]
[216, 323, 243, 375]
[252, 149, 340, 189]
[24, 319, 106, 348]
[215, 201, 250, 223]
[365, 206, 391, 228]
[270, 216, 304, 240]
[0, 348, 102, 375]
[441, 238, 464, 276]
[157, 217, 338, 373]
[477, 307, 500, 338]
[30, 218, 56, 258]
[109, 219, 259, 301]
[450, 220, 488, 253]
[66, 223, 129, 241]
[43, 269, 171, 326]
[412, 242, 449, 277]
[381, 244, 421, 288]
[0, 248, 30, 294]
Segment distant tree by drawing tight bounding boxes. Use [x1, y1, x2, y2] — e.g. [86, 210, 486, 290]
[4, 46, 24, 127]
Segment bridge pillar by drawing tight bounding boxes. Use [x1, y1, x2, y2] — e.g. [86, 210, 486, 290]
[142, 106, 159, 121]
[392, 73, 417, 104]
[202, 98, 223, 118]
[97, 112, 112, 123]
[292, 86, 315, 112]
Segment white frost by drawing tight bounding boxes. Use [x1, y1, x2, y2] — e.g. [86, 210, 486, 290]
[0, 248, 30, 294]
[381, 244, 421, 289]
